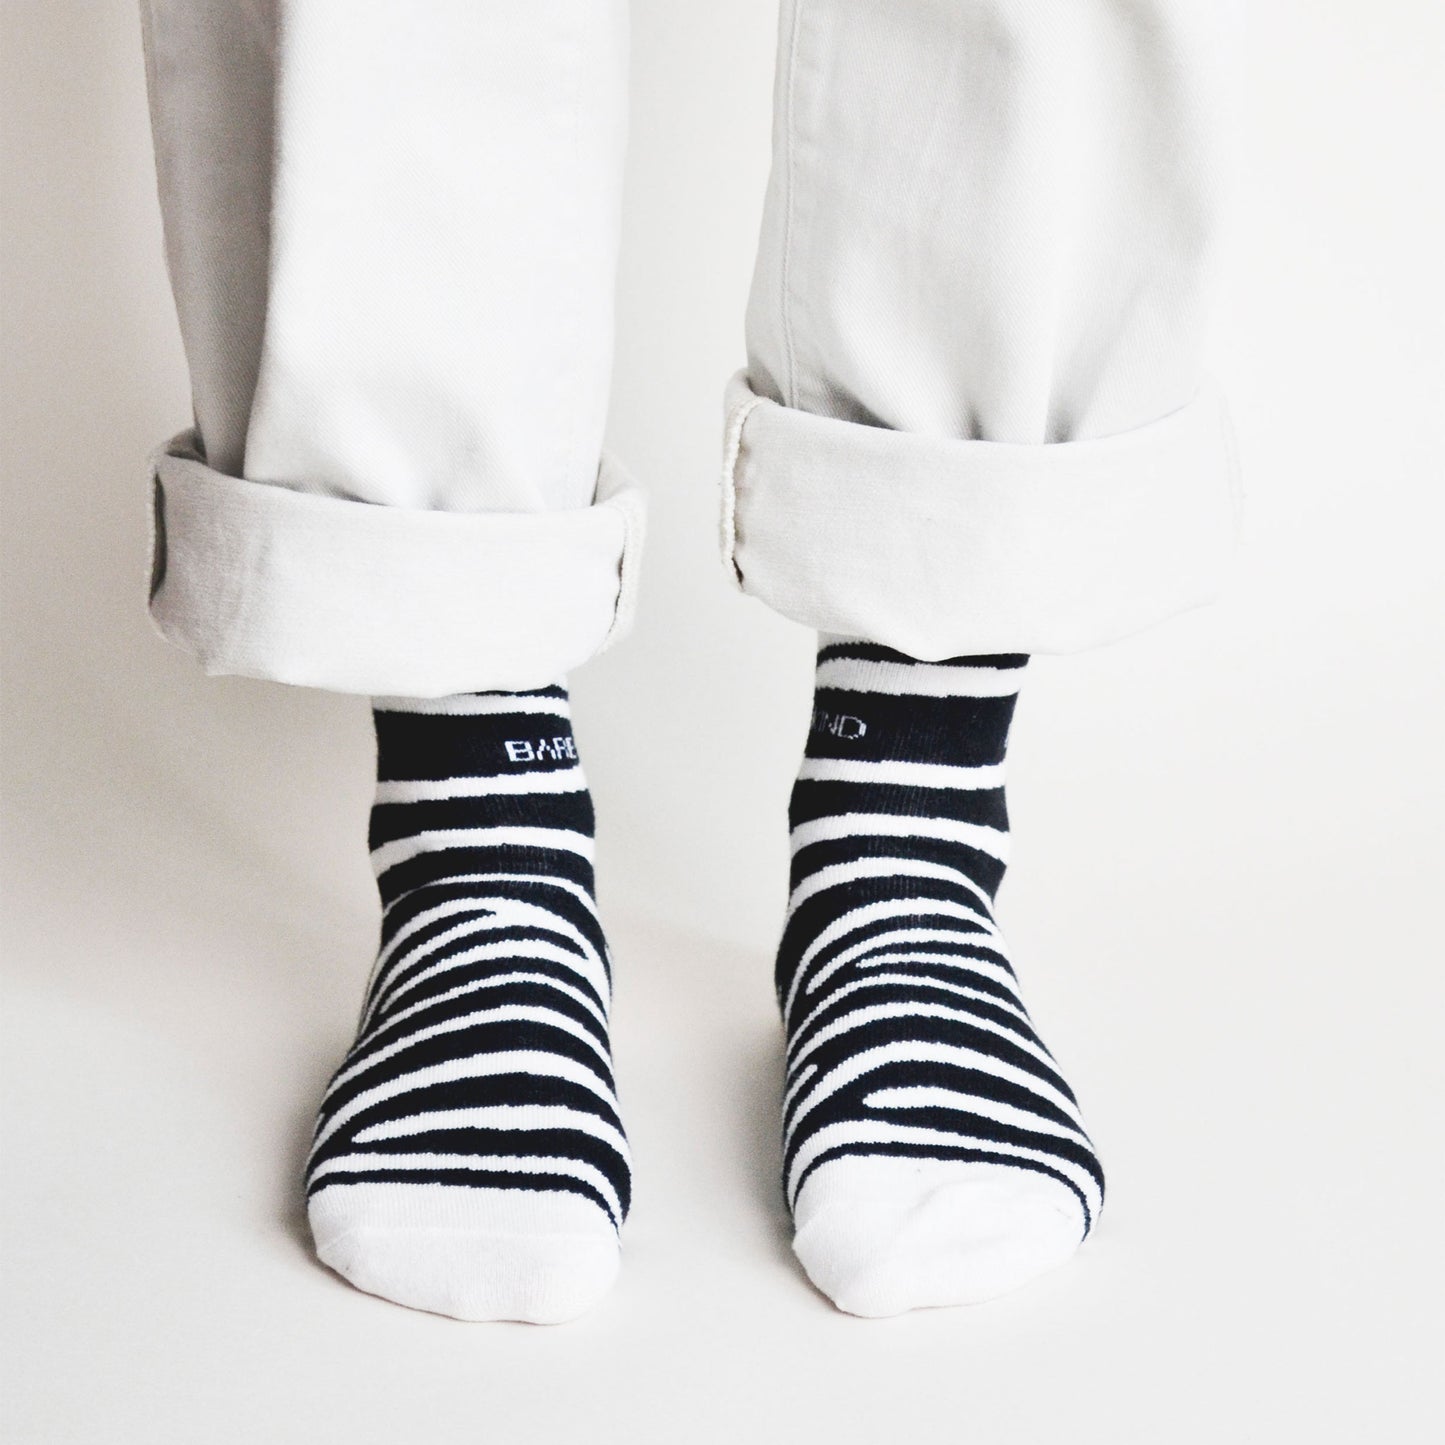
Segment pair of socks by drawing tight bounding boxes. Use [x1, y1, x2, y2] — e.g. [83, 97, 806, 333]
[307, 642, 1103, 1321]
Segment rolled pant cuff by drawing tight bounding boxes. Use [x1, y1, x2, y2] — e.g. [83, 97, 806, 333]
[720, 372, 1241, 658]
[146, 432, 645, 697]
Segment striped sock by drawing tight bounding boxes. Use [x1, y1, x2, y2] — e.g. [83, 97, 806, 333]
[778, 641, 1104, 1316]
[306, 686, 629, 1323]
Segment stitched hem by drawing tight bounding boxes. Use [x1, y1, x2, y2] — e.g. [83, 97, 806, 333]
[146, 431, 644, 696]
[719, 370, 1241, 657]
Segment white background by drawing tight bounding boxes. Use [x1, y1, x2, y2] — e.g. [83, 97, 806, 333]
[3, 2, 1443, 1441]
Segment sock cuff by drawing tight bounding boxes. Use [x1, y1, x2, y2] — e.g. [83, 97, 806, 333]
[813, 642, 1029, 706]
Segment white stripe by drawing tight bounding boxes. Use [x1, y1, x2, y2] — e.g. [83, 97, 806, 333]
[798, 928, 1013, 1023]
[369, 898, 483, 993]
[791, 971, 1028, 1040]
[372, 895, 595, 979]
[332, 1004, 609, 1095]
[790, 813, 1009, 863]
[312, 1050, 616, 1155]
[786, 1001, 1056, 1080]
[783, 895, 1002, 1022]
[370, 937, 609, 1028]
[845, 951, 1018, 992]
[370, 826, 594, 877]
[372, 694, 571, 717]
[792, 896, 999, 985]
[367, 914, 596, 1026]
[379, 871, 601, 927]
[795, 757, 1005, 791]
[370, 970, 608, 1038]
[374, 770, 586, 803]
[815, 658, 1026, 698]
[355, 1104, 630, 1165]
[784, 856, 994, 917]
[862, 1087, 1087, 1145]
[365, 895, 606, 1023]
[787, 973, 1031, 1055]
[785, 1119, 1098, 1218]
[783, 1039, 1084, 1141]
[311, 1151, 622, 1225]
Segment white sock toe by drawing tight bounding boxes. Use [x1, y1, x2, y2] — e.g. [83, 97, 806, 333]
[309, 1185, 620, 1324]
[792, 1158, 1086, 1317]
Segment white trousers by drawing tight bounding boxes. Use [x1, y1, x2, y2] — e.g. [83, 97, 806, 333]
[140, 0, 1239, 698]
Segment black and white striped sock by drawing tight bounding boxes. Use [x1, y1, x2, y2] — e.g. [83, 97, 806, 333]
[306, 686, 629, 1323]
[778, 640, 1104, 1316]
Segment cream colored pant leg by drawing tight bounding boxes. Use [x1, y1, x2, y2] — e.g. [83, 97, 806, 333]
[140, 0, 640, 696]
[724, 0, 1240, 656]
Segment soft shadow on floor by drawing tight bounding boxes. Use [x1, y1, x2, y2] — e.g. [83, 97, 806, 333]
[734, 1025, 792, 1259]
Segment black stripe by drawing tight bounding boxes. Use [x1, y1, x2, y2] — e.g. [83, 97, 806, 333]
[369, 792, 594, 849]
[374, 709, 578, 782]
[787, 778, 1008, 831]
[358, 975, 611, 1054]
[805, 689, 1018, 768]
[786, 980, 1037, 1056]
[308, 1169, 620, 1227]
[378, 878, 607, 963]
[786, 834, 1008, 902]
[368, 935, 607, 1023]
[375, 845, 595, 898]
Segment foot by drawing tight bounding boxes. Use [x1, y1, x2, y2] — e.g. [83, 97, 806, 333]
[777, 642, 1104, 1316]
[306, 686, 629, 1323]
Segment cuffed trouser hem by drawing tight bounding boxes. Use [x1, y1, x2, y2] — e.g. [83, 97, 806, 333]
[720, 372, 1241, 658]
[146, 431, 645, 697]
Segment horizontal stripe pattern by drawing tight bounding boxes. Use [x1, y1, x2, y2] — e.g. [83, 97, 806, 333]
[779, 644, 1103, 1231]
[307, 686, 630, 1231]
[795, 756, 1007, 791]
[814, 655, 1028, 699]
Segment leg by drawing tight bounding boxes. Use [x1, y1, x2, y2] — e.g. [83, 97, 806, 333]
[139, 0, 634, 1322]
[140, 0, 639, 698]
[727, 0, 1236, 1315]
